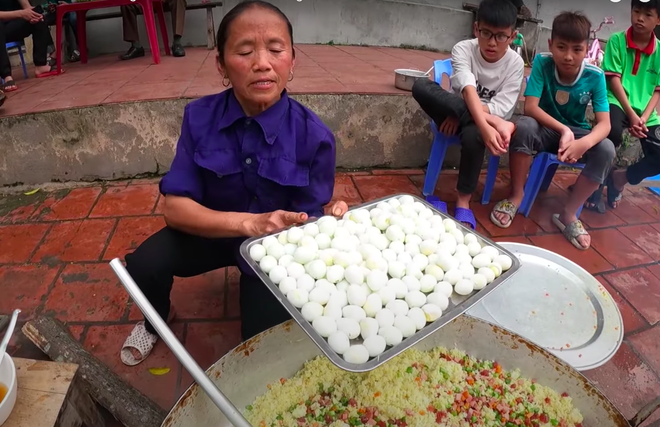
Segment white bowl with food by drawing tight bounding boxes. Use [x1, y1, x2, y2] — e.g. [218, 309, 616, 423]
[0, 354, 17, 426]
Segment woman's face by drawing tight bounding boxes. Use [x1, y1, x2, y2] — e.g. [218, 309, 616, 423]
[217, 7, 295, 116]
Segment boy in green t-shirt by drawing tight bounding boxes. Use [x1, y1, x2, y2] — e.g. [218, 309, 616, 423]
[601, 0, 660, 209]
[491, 11, 615, 250]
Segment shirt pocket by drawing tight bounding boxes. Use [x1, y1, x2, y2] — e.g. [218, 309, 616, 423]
[194, 148, 244, 208]
[257, 157, 310, 210]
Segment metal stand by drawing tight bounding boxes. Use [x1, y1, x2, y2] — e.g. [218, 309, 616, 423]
[109, 258, 253, 427]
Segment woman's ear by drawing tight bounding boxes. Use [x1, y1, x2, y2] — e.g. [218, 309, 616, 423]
[216, 54, 225, 76]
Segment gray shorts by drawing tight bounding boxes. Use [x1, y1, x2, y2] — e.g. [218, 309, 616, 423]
[510, 116, 616, 185]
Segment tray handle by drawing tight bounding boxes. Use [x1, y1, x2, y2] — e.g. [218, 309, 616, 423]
[629, 397, 660, 427]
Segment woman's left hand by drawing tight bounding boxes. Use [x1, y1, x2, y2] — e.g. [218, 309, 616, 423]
[328, 201, 349, 217]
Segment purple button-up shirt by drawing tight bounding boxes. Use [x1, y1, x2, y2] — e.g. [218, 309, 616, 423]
[159, 90, 336, 273]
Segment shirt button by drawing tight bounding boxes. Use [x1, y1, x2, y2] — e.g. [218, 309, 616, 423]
[245, 158, 252, 165]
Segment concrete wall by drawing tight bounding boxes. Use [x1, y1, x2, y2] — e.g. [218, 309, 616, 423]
[74, 0, 632, 58]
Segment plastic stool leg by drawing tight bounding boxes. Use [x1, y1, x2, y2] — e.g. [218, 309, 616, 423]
[540, 162, 559, 192]
[423, 135, 449, 197]
[520, 155, 548, 217]
[17, 47, 27, 79]
[481, 155, 500, 204]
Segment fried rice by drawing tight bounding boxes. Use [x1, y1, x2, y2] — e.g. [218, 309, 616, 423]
[244, 347, 583, 427]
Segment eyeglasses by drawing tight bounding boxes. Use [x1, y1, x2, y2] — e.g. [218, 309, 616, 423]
[478, 28, 513, 43]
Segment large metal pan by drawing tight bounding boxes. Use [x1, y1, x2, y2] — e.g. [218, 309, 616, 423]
[159, 315, 659, 427]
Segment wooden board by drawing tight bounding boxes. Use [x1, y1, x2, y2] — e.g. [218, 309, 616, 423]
[3, 358, 104, 427]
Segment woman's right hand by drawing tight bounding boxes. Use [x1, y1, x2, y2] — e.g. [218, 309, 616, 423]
[244, 210, 308, 237]
[18, 8, 43, 22]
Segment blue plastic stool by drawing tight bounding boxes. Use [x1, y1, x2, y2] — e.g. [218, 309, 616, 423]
[483, 153, 585, 217]
[5, 41, 28, 80]
[422, 59, 460, 205]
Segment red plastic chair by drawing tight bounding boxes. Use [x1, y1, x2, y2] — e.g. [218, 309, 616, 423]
[55, 0, 171, 74]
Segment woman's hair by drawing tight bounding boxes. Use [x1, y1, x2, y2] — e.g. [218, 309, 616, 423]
[216, 0, 295, 63]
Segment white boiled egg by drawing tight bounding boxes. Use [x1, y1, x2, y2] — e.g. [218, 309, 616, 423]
[494, 255, 513, 271]
[425, 264, 445, 281]
[315, 279, 336, 294]
[399, 195, 414, 205]
[284, 243, 298, 255]
[419, 274, 438, 293]
[370, 234, 389, 251]
[259, 255, 278, 274]
[407, 307, 427, 330]
[309, 287, 331, 305]
[444, 269, 463, 285]
[438, 240, 457, 255]
[412, 254, 429, 270]
[327, 291, 348, 308]
[385, 225, 405, 242]
[363, 335, 387, 357]
[467, 242, 482, 257]
[480, 245, 500, 261]
[343, 345, 370, 364]
[387, 261, 406, 279]
[472, 273, 488, 290]
[464, 233, 478, 245]
[347, 285, 368, 306]
[386, 300, 410, 316]
[394, 315, 416, 338]
[318, 249, 335, 266]
[488, 262, 503, 278]
[279, 277, 298, 295]
[360, 317, 379, 339]
[336, 317, 361, 339]
[472, 253, 491, 269]
[427, 292, 449, 310]
[389, 240, 405, 254]
[324, 302, 344, 320]
[443, 218, 457, 232]
[375, 308, 395, 328]
[293, 247, 316, 265]
[454, 279, 474, 296]
[402, 275, 421, 292]
[249, 244, 266, 262]
[328, 331, 350, 355]
[318, 217, 338, 237]
[405, 233, 423, 246]
[397, 251, 413, 265]
[269, 266, 287, 284]
[297, 274, 315, 292]
[363, 294, 383, 317]
[478, 267, 496, 284]
[451, 229, 464, 245]
[367, 270, 388, 291]
[286, 227, 304, 244]
[315, 233, 331, 250]
[419, 240, 438, 256]
[278, 233, 288, 245]
[436, 252, 456, 272]
[455, 244, 469, 257]
[287, 289, 309, 308]
[342, 305, 367, 322]
[262, 235, 278, 249]
[326, 265, 345, 284]
[299, 236, 319, 252]
[278, 254, 294, 267]
[422, 304, 443, 322]
[434, 281, 454, 298]
[378, 326, 403, 346]
[313, 316, 337, 338]
[307, 260, 327, 280]
[405, 290, 427, 308]
[301, 302, 324, 322]
[459, 263, 475, 279]
[377, 286, 396, 305]
[387, 278, 408, 299]
[344, 265, 365, 285]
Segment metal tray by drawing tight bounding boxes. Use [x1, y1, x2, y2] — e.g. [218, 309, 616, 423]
[466, 242, 624, 371]
[239, 193, 521, 372]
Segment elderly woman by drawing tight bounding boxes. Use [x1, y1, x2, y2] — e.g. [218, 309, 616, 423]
[120, 0, 348, 366]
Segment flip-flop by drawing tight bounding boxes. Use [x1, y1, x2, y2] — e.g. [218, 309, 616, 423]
[120, 307, 176, 366]
[606, 174, 623, 209]
[454, 207, 476, 230]
[2, 80, 17, 92]
[425, 195, 448, 214]
[490, 199, 518, 229]
[584, 186, 607, 214]
[36, 67, 65, 78]
[552, 214, 590, 250]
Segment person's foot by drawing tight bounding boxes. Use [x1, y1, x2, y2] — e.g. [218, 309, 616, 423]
[558, 211, 590, 249]
[2, 77, 17, 92]
[609, 170, 627, 209]
[172, 44, 185, 57]
[492, 194, 523, 227]
[120, 46, 145, 60]
[455, 193, 474, 228]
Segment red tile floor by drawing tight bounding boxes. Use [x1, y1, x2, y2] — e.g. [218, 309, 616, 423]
[0, 44, 452, 118]
[2, 169, 660, 425]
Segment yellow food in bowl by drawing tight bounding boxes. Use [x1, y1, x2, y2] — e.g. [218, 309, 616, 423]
[245, 347, 583, 427]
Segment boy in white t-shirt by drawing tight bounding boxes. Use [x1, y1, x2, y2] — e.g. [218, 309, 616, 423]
[412, 0, 525, 229]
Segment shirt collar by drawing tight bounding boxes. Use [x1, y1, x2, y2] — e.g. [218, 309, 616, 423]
[626, 26, 657, 55]
[217, 89, 289, 145]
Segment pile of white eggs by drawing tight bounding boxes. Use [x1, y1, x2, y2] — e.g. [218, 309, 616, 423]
[248, 195, 513, 365]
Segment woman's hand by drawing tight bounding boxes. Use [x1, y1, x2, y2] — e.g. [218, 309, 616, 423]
[244, 210, 308, 236]
[17, 8, 42, 22]
[328, 201, 349, 217]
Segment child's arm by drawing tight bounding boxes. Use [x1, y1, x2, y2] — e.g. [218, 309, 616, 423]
[485, 58, 525, 120]
[450, 42, 506, 155]
[641, 91, 660, 124]
[523, 56, 571, 136]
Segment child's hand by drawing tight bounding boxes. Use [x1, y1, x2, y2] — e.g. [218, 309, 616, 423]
[494, 121, 516, 148]
[559, 127, 575, 151]
[480, 124, 507, 156]
[439, 116, 459, 136]
[558, 138, 589, 164]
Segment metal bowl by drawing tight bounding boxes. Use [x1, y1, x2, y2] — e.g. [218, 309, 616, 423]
[393, 68, 429, 91]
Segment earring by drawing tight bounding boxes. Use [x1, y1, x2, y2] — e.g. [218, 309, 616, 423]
[288, 70, 294, 82]
[222, 75, 230, 87]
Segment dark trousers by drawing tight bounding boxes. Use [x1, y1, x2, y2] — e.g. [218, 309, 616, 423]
[44, 11, 79, 55]
[412, 78, 485, 195]
[120, 0, 186, 42]
[0, 16, 52, 79]
[124, 226, 291, 341]
[609, 104, 660, 185]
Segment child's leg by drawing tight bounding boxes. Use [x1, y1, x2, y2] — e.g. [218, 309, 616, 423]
[456, 123, 485, 209]
[492, 116, 557, 227]
[411, 78, 470, 127]
[612, 125, 660, 191]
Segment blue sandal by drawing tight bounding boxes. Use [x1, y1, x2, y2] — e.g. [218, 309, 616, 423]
[454, 207, 476, 230]
[425, 195, 448, 214]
